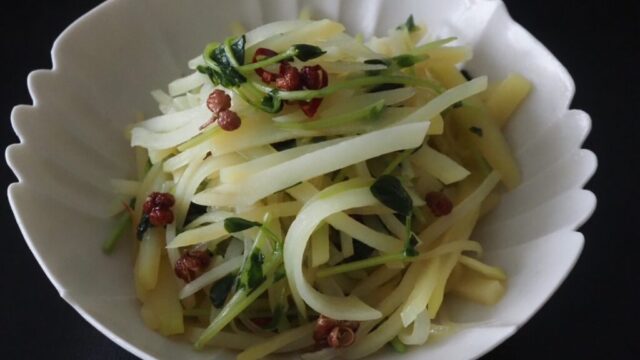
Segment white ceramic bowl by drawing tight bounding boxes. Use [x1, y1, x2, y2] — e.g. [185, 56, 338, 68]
[6, 0, 596, 359]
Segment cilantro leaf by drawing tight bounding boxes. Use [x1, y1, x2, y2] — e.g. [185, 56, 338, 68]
[396, 14, 418, 33]
[292, 44, 326, 61]
[367, 83, 405, 93]
[261, 91, 284, 113]
[224, 217, 262, 233]
[230, 35, 246, 65]
[370, 175, 413, 217]
[203, 37, 248, 87]
[209, 274, 235, 308]
[242, 249, 265, 290]
[391, 54, 424, 68]
[364, 59, 390, 76]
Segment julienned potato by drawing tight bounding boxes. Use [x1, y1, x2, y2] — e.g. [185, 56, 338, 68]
[106, 12, 531, 360]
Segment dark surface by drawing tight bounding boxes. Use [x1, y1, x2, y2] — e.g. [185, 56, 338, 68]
[1, 0, 638, 359]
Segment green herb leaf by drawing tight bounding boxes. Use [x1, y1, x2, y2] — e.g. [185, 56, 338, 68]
[196, 64, 211, 76]
[242, 249, 265, 290]
[370, 175, 413, 217]
[136, 213, 151, 240]
[292, 44, 326, 61]
[396, 14, 418, 33]
[404, 244, 419, 257]
[230, 35, 246, 66]
[364, 59, 390, 76]
[224, 217, 262, 233]
[367, 83, 405, 93]
[203, 38, 248, 87]
[218, 67, 247, 87]
[260, 91, 284, 113]
[403, 215, 419, 257]
[210, 37, 244, 68]
[209, 274, 236, 308]
[391, 54, 424, 68]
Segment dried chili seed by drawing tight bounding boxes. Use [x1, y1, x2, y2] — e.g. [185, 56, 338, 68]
[299, 65, 328, 117]
[300, 98, 323, 117]
[206, 89, 232, 114]
[327, 326, 356, 348]
[300, 66, 320, 90]
[174, 249, 211, 283]
[217, 110, 242, 131]
[425, 191, 453, 217]
[301, 66, 321, 89]
[275, 64, 302, 91]
[261, 71, 278, 83]
[300, 65, 328, 90]
[252, 47, 279, 83]
[278, 61, 292, 76]
[148, 207, 174, 227]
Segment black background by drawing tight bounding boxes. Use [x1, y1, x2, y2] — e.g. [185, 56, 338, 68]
[1, 0, 639, 359]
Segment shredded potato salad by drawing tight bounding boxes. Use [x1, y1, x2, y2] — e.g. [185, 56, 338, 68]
[106, 13, 532, 360]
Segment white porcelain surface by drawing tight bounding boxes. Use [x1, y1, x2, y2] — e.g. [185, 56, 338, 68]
[6, 0, 597, 359]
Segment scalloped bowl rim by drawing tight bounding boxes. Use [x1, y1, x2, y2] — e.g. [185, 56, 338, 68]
[5, 0, 597, 359]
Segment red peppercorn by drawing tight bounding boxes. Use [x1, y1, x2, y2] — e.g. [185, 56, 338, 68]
[217, 110, 241, 131]
[301, 65, 327, 90]
[207, 89, 232, 113]
[153, 192, 175, 208]
[148, 207, 174, 226]
[143, 192, 175, 214]
[174, 249, 211, 283]
[314, 315, 339, 343]
[275, 64, 302, 91]
[425, 191, 453, 217]
[199, 114, 217, 130]
[314, 315, 359, 348]
[327, 326, 356, 348]
[142, 198, 154, 215]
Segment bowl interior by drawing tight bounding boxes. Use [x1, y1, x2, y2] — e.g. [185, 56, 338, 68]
[7, 0, 596, 359]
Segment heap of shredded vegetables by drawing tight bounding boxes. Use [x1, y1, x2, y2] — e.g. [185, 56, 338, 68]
[106, 13, 532, 360]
